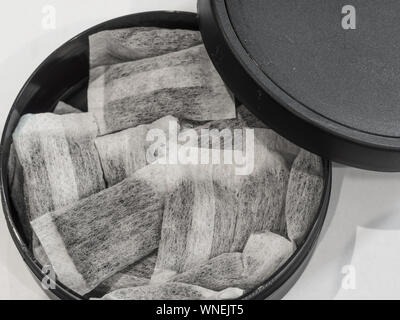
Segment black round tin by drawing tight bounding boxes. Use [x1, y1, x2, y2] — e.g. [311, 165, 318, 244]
[0, 11, 332, 300]
[198, 0, 400, 172]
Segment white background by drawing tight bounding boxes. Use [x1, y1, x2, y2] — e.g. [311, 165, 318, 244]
[1, 0, 400, 300]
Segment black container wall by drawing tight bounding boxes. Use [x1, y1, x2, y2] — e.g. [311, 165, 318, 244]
[0, 11, 332, 300]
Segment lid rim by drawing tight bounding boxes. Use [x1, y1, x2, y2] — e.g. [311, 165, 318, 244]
[198, 0, 400, 171]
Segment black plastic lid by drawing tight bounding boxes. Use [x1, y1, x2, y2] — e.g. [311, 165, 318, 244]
[198, 0, 400, 171]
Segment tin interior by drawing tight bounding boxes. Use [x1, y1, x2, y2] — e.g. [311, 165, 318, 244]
[0, 11, 332, 300]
